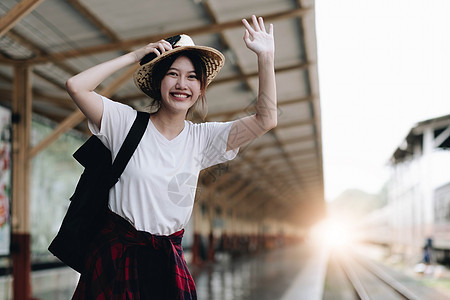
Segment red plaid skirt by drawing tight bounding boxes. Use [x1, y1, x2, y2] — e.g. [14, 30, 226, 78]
[72, 210, 196, 299]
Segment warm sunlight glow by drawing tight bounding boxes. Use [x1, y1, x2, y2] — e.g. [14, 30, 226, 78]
[311, 218, 356, 249]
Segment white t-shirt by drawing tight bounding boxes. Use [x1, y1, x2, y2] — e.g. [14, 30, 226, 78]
[89, 95, 238, 235]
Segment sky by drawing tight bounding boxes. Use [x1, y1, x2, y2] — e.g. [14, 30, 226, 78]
[314, 0, 450, 201]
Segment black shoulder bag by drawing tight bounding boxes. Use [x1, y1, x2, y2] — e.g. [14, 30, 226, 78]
[48, 111, 149, 273]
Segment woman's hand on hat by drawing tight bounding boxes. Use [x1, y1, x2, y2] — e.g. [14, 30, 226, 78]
[132, 40, 173, 63]
[242, 15, 274, 56]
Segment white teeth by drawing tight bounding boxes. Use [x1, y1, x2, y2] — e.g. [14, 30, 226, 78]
[173, 93, 188, 98]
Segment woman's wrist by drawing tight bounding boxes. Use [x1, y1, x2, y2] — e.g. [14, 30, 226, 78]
[130, 49, 145, 64]
[257, 51, 275, 66]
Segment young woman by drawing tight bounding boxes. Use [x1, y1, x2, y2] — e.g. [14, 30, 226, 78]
[67, 15, 276, 299]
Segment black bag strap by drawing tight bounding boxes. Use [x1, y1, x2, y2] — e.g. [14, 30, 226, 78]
[108, 111, 149, 187]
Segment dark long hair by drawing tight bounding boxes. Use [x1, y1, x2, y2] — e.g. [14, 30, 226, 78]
[148, 51, 208, 119]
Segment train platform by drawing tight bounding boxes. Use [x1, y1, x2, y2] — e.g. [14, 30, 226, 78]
[1, 240, 450, 299]
[191, 240, 329, 300]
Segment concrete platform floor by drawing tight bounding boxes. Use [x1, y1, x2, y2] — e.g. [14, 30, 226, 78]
[191, 241, 328, 300]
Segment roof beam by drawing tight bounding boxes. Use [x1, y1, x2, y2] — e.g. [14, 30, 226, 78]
[434, 125, 450, 148]
[298, 0, 324, 201]
[197, 146, 268, 203]
[0, 68, 79, 112]
[29, 64, 137, 158]
[211, 62, 310, 85]
[29, 7, 311, 64]
[6, 30, 44, 57]
[249, 135, 315, 153]
[5, 29, 85, 95]
[7, 29, 79, 76]
[0, 0, 45, 37]
[205, 95, 313, 121]
[201, 0, 256, 95]
[67, 0, 121, 42]
[214, 180, 250, 203]
[276, 119, 315, 129]
[0, 82, 76, 113]
[32, 93, 77, 111]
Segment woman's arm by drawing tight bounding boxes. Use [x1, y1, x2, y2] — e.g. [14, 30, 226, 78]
[226, 15, 277, 151]
[66, 40, 173, 128]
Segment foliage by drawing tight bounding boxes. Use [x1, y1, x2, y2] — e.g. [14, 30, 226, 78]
[328, 185, 388, 220]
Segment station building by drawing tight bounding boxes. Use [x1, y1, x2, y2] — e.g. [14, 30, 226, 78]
[367, 114, 450, 262]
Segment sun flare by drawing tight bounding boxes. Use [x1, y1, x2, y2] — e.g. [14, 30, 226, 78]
[311, 218, 356, 249]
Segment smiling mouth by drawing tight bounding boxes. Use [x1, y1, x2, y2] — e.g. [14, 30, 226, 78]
[171, 93, 190, 100]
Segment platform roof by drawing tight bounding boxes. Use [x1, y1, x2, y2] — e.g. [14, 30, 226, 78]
[0, 0, 324, 226]
[390, 114, 450, 165]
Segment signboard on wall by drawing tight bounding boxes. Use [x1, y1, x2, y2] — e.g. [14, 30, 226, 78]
[0, 105, 11, 256]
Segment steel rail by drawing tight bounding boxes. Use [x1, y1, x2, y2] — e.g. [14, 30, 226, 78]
[339, 253, 419, 300]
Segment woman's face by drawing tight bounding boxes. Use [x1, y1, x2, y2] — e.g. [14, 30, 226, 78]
[160, 56, 202, 114]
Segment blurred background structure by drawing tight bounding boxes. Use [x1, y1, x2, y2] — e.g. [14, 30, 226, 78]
[1, 0, 450, 299]
[360, 114, 450, 263]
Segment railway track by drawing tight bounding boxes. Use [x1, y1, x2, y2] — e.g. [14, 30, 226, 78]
[339, 253, 421, 300]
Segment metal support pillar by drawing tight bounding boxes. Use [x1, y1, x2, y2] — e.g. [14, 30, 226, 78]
[192, 201, 202, 265]
[207, 197, 215, 262]
[11, 63, 33, 300]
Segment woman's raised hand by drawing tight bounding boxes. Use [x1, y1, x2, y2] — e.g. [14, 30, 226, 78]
[242, 15, 274, 56]
[132, 40, 173, 63]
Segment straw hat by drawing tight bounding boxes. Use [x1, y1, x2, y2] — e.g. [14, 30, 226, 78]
[134, 34, 225, 98]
